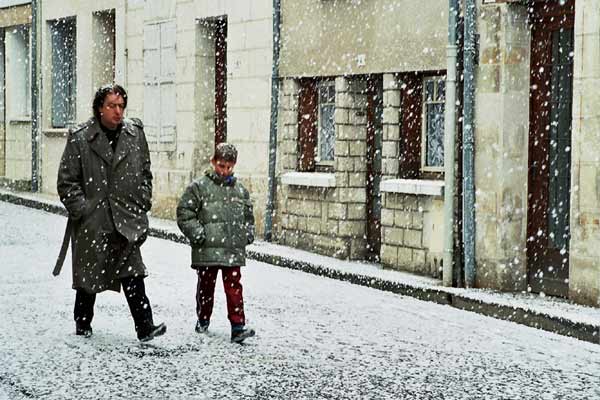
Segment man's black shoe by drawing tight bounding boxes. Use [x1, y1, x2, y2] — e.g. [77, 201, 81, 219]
[138, 323, 167, 342]
[75, 323, 93, 338]
[231, 326, 255, 344]
[195, 320, 209, 333]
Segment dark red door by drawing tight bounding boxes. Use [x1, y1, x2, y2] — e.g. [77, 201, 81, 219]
[297, 79, 318, 172]
[214, 19, 227, 147]
[366, 76, 383, 261]
[527, 0, 574, 297]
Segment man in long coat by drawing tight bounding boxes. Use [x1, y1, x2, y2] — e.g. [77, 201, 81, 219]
[56, 84, 166, 342]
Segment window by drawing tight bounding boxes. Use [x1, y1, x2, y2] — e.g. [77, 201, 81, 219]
[5, 25, 30, 119]
[50, 17, 77, 128]
[297, 78, 335, 171]
[144, 20, 176, 151]
[317, 80, 335, 163]
[421, 77, 445, 171]
[397, 72, 445, 178]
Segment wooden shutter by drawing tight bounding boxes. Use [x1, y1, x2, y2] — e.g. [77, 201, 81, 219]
[297, 79, 317, 172]
[398, 73, 422, 179]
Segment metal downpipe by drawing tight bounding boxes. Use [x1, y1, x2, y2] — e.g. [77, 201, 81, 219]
[463, 0, 477, 287]
[443, 0, 459, 287]
[31, 0, 40, 192]
[263, 0, 281, 241]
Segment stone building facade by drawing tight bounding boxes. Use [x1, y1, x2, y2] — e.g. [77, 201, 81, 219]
[2, 0, 274, 226]
[2, 0, 600, 307]
[274, 0, 449, 278]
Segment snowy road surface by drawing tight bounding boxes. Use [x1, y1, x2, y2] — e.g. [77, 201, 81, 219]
[1, 201, 599, 400]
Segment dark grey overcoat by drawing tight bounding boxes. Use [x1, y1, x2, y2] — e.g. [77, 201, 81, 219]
[57, 117, 152, 293]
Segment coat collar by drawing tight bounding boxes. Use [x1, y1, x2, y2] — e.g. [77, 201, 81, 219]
[86, 117, 138, 167]
[206, 169, 237, 186]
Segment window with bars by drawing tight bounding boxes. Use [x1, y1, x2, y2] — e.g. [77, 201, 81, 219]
[397, 72, 445, 178]
[143, 20, 176, 151]
[50, 18, 77, 128]
[297, 78, 335, 171]
[317, 80, 335, 163]
[421, 76, 445, 171]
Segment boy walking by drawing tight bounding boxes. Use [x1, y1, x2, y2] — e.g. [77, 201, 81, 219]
[176, 143, 256, 343]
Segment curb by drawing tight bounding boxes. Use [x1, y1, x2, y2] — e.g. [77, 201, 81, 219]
[1, 190, 598, 345]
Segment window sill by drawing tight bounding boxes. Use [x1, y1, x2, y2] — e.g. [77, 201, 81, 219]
[380, 179, 444, 196]
[8, 117, 31, 124]
[281, 172, 336, 188]
[43, 128, 69, 138]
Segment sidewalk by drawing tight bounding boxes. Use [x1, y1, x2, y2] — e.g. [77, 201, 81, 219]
[2, 187, 599, 344]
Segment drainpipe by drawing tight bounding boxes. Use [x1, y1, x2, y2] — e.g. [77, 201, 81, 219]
[463, 0, 477, 287]
[443, 0, 459, 287]
[31, 0, 40, 192]
[263, 0, 281, 241]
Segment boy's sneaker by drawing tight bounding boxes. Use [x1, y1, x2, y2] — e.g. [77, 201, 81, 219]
[138, 322, 167, 342]
[195, 320, 209, 333]
[231, 326, 255, 343]
[75, 322, 93, 338]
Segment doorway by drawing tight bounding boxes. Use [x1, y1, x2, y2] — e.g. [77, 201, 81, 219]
[365, 76, 383, 261]
[526, 0, 574, 297]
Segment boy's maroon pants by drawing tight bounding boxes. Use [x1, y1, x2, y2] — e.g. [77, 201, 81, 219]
[196, 266, 245, 326]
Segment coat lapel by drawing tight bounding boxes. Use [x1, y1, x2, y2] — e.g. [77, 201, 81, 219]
[86, 119, 113, 165]
[112, 121, 137, 169]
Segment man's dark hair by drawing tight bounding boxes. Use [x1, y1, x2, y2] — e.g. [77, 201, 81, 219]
[213, 143, 238, 163]
[93, 83, 128, 120]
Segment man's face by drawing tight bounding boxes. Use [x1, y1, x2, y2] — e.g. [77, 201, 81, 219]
[99, 92, 125, 129]
[211, 158, 236, 177]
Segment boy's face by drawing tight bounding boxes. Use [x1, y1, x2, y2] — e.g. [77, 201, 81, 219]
[211, 158, 236, 177]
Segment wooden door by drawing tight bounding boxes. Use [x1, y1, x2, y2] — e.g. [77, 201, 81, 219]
[527, 0, 574, 297]
[214, 19, 227, 147]
[366, 76, 383, 261]
[297, 79, 318, 172]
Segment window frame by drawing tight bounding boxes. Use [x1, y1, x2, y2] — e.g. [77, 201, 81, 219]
[49, 17, 77, 129]
[316, 79, 336, 166]
[420, 75, 445, 173]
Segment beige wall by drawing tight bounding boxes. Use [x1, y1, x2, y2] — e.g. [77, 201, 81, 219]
[0, 3, 29, 27]
[4, 121, 30, 180]
[569, 0, 600, 306]
[473, 3, 530, 291]
[280, 0, 447, 78]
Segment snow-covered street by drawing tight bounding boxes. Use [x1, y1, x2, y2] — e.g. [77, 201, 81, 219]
[1, 201, 599, 400]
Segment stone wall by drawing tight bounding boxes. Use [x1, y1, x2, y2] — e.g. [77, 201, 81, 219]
[474, 3, 530, 291]
[381, 193, 444, 277]
[569, 0, 600, 305]
[276, 76, 370, 260]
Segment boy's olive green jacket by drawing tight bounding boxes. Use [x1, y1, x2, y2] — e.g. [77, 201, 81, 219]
[176, 170, 255, 268]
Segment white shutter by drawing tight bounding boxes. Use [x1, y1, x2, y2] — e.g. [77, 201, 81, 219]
[160, 21, 176, 82]
[160, 83, 176, 143]
[143, 20, 176, 149]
